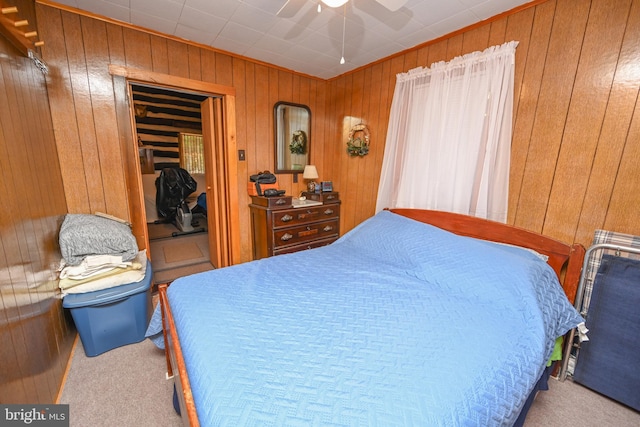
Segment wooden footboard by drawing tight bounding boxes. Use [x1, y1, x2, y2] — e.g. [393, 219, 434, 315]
[159, 284, 199, 427]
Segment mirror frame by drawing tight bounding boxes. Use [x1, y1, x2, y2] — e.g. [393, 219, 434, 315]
[273, 101, 311, 174]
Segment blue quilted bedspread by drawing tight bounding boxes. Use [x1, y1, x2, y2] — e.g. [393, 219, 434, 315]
[163, 211, 582, 426]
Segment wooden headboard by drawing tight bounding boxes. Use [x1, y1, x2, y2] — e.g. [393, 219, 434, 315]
[389, 209, 585, 303]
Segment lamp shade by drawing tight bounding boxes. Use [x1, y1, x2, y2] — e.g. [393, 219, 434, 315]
[303, 165, 319, 180]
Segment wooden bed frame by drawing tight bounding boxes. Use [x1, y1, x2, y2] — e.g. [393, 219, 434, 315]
[158, 209, 586, 427]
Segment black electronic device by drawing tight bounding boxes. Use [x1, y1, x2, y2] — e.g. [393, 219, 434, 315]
[263, 189, 286, 197]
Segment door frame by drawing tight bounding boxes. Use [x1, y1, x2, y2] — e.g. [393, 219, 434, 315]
[109, 65, 240, 268]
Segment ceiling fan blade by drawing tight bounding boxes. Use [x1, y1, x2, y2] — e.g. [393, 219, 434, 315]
[374, 0, 408, 12]
[277, 0, 292, 16]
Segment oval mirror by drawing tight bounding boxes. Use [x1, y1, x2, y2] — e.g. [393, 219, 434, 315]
[274, 102, 311, 174]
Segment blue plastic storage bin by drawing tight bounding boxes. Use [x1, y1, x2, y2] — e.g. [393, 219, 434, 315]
[63, 261, 153, 357]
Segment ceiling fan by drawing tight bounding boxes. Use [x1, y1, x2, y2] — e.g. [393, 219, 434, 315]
[277, 0, 408, 64]
[278, 0, 408, 16]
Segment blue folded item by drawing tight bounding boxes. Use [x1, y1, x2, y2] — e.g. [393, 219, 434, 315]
[572, 255, 640, 411]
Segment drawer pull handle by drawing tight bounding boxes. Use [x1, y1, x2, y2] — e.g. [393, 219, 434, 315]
[276, 198, 287, 205]
[326, 195, 335, 200]
[306, 226, 312, 231]
[323, 225, 333, 232]
[324, 209, 334, 215]
[281, 233, 293, 241]
[281, 214, 293, 222]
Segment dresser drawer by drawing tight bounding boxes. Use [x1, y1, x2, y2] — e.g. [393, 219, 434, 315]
[273, 219, 339, 249]
[273, 204, 340, 228]
[274, 237, 338, 255]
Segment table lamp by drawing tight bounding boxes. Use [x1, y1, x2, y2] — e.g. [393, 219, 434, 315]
[303, 165, 319, 192]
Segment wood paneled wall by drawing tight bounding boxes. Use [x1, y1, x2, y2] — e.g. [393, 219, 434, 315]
[0, 0, 73, 403]
[35, 0, 639, 268]
[326, 0, 640, 248]
[35, 2, 329, 263]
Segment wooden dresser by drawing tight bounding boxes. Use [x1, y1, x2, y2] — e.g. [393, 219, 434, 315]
[249, 193, 340, 259]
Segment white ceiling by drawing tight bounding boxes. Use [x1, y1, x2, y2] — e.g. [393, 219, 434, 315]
[51, 0, 532, 79]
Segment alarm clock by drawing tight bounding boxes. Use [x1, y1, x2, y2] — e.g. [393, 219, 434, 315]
[321, 181, 333, 192]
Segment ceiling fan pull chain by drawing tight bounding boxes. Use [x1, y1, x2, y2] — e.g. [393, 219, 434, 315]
[340, 5, 346, 64]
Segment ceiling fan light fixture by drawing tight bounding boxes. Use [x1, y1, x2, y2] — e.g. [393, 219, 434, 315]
[321, 0, 348, 8]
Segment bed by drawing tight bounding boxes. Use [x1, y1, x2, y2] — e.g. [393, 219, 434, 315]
[156, 208, 585, 426]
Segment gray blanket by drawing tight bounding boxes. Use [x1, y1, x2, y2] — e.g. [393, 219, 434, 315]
[59, 214, 138, 265]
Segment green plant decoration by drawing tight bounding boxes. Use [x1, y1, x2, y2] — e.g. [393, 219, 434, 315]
[289, 130, 307, 154]
[346, 124, 370, 157]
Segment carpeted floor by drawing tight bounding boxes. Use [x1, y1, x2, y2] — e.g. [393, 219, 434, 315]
[148, 229, 214, 284]
[59, 336, 182, 427]
[59, 333, 640, 426]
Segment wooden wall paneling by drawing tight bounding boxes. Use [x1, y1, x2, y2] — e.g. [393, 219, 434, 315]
[427, 39, 448, 65]
[105, 22, 125, 65]
[298, 75, 312, 196]
[188, 45, 202, 81]
[488, 15, 508, 47]
[266, 68, 278, 185]
[353, 67, 376, 226]
[604, 100, 640, 233]
[150, 35, 169, 74]
[345, 69, 365, 231]
[81, 15, 128, 219]
[0, 48, 36, 403]
[336, 73, 352, 230]
[543, 0, 633, 243]
[461, 24, 491, 55]
[323, 79, 340, 189]
[514, 0, 590, 233]
[445, 33, 464, 61]
[233, 58, 250, 259]
[62, 12, 106, 213]
[401, 48, 418, 72]
[1, 2, 73, 404]
[368, 61, 392, 212]
[62, 11, 106, 215]
[38, 5, 90, 213]
[575, 0, 640, 244]
[167, 38, 189, 78]
[312, 79, 327, 176]
[415, 44, 429, 67]
[276, 69, 293, 190]
[123, 27, 152, 70]
[506, 4, 548, 224]
[200, 48, 216, 83]
[253, 64, 270, 176]
[214, 52, 233, 87]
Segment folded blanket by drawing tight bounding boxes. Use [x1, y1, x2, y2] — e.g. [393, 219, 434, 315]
[59, 250, 147, 295]
[59, 254, 131, 280]
[59, 214, 138, 265]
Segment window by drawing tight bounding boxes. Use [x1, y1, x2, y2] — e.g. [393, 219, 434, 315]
[179, 133, 205, 174]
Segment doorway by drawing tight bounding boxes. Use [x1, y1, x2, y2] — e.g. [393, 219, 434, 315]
[110, 66, 240, 282]
[130, 83, 212, 283]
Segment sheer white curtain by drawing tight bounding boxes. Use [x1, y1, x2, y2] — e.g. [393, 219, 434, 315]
[376, 41, 517, 222]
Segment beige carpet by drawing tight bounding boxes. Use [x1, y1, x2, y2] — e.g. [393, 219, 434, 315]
[163, 240, 204, 263]
[59, 337, 182, 427]
[149, 232, 213, 283]
[59, 334, 640, 426]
